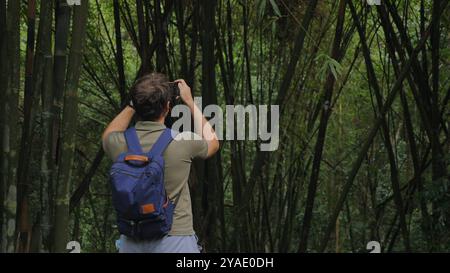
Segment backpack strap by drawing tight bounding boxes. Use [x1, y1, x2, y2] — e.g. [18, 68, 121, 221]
[148, 128, 177, 158]
[124, 127, 143, 154]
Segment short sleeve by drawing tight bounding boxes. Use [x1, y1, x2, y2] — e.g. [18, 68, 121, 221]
[102, 131, 127, 161]
[174, 131, 208, 160]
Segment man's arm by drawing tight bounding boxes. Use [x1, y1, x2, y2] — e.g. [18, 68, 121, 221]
[176, 79, 220, 158]
[101, 106, 135, 143]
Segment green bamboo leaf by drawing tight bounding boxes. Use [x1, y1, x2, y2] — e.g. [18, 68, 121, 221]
[269, 0, 282, 17]
[258, 0, 267, 18]
[330, 65, 338, 80]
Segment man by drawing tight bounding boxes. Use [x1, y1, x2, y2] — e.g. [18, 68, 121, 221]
[102, 73, 219, 253]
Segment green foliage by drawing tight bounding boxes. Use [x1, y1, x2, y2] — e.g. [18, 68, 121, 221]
[2, 0, 449, 253]
[315, 53, 343, 81]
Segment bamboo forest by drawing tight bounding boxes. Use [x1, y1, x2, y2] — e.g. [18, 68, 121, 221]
[0, 0, 449, 253]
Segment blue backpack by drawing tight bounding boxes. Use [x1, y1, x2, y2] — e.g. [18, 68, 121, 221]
[109, 127, 177, 239]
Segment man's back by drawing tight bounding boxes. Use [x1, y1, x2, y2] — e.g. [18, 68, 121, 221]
[103, 121, 208, 236]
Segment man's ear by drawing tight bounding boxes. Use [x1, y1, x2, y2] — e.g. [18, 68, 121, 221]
[164, 101, 170, 117]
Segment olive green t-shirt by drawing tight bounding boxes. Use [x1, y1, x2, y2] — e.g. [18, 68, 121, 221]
[102, 121, 208, 236]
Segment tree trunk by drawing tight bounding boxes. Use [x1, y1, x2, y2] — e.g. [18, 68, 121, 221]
[298, 0, 347, 253]
[154, 0, 168, 73]
[430, 0, 448, 244]
[113, 0, 126, 104]
[48, 0, 72, 252]
[199, 0, 222, 252]
[53, 0, 89, 253]
[348, 1, 410, 252]
[380, 1, 449, 250]
[175, 0, 188, 78]
[69, 148, 104, 211]
[136, 0, 150, 76]
[0, 0, 7, 251]
[1, 0, 21, 253]
[243, 0, 319, 226]
[16, 0, 37, 253]
[319, 26, 432, 251]
[36, 0, 54, 253]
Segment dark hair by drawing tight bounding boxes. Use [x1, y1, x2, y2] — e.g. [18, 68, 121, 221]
[130, 73, 171, 121]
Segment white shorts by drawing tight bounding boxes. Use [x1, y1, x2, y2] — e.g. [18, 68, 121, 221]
[118, 234, 201, 253]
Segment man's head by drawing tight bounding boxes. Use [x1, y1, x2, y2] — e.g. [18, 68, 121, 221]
[130, 73, 172, 121]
